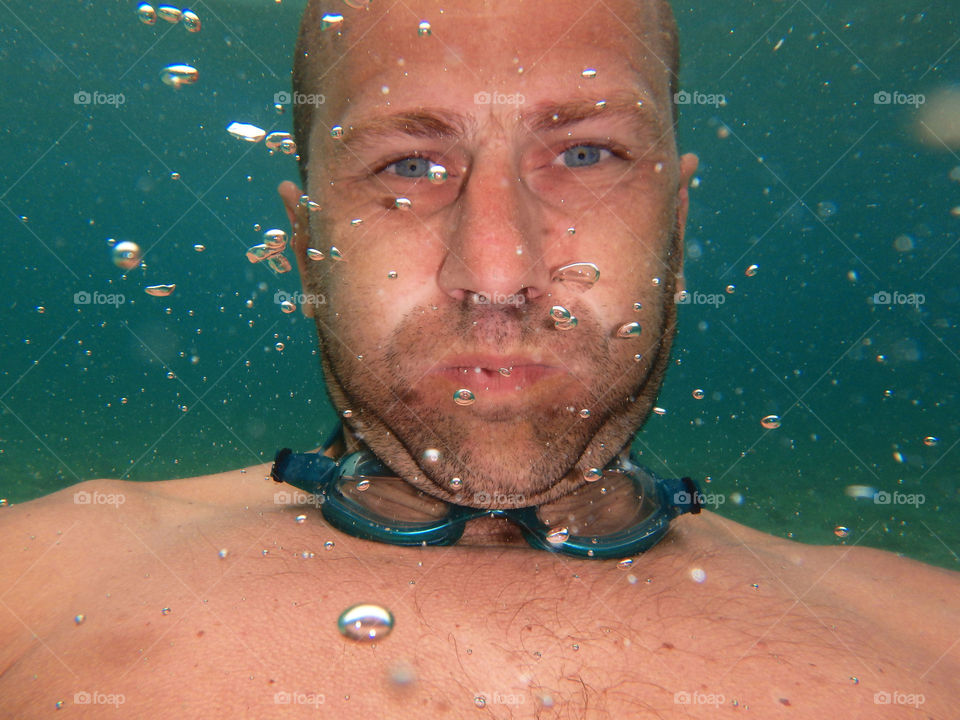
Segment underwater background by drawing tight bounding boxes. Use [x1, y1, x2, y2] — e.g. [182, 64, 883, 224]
[0, 1, 957, 568]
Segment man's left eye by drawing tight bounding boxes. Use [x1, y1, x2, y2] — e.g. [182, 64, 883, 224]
[554, 145, 611, 168]
[384, 156, 432, 178]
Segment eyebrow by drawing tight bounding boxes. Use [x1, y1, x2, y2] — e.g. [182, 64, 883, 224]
[333, 94, 667, 157]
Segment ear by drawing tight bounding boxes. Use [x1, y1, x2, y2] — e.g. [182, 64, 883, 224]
[674, 153, 699, 294]
[277, 180, 315, 318]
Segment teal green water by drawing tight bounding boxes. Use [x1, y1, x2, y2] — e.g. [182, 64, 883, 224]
[1, 2, 957, 568]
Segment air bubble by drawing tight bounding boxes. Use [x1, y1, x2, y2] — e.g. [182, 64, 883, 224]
[112, 241, 142, 269]
[546, 527, 569, 544]
[145, 284, 176, 297]
[923, 436, 939, 447]
[265, 131, 293, 151]
[157, 6, 182, 23]
[834, 526, 850, 538]
[394, 197, 412, 210]
[581, 68, 597, 78]
[330, 125, 344, 139]
[454, 389, 476, 406]
[160, 64, 198, 88]
[632, 301, 642, 311]
[337, 603, 394, 642]
[306, 248, 324, 261]
[280, 301, 296, 314]
[725, 284, 736, 294]
[579, 409, 590, 418]
[137, 3, 157, 25]
[422, 448, 441, 463]
[745, 264, 759, 277]
[295, 514, 307, 524]
[427, 164, 447, 183]
[418, 20, 432, 35]
[692, 388, 704, 400]
[193, 244, 205, 252]
[616, 322, 641, 338]
[275, 342, 285, 351]
[182, 9, 201, 32]
[551, 262, 599, 286]
[330, 246, 346, 261]
[761, 415, 781, 429]
[321, 13, 344, 30]
[583, 467, 602, 482]
[227, 122, 266, 143]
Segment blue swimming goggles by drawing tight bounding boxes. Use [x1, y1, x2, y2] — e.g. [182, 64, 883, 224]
[271, 426, 701, 560]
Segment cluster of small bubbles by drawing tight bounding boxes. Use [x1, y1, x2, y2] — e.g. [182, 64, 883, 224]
[546, 527, 569, 544]
[112, 240, 142, 269]
[306, 248, 324, 261]
[449, 477, 462, 489]
[651, 277, 661, 286]
[320, 13, 344, 30]
[923, 436, 939, 447]
[342, 409, 353, 418]
[422, 448, 441, 463]
[324, 540, 335, 551]
[417, 20, 432, 35]
[725, 284, 736, 294]
[616, 321, 642, 338]
[745, 264, 759, 277]
[816, 200, 838, 220]
[265, 132, 297, 155]
[761, 414, 781, 429]
[337, 603, 394, 642]
[387, 270, 398, 279]
[690, 567, 707, 583]
[427, 164, 447, 183]
[280, 300, 296, 314]
[330, 125, 344, 139]
[74, 614, 85, 625]
[550, 305, 578, 330]
[275, 342, 285, 352]
[145, 284, 176, 297]
[834, 526, 851, 538]
[692, 388, 705, 400]
[583, 467, 602, 482]
[160, 64, 199, 88]
[552, 262, 600, 286]
[295, 514, 307, 524]
[218, 548, 228, 559]
[454, 388, 476, 406]
[579, 408, 591, 418]
[394, 197, 412, 210]
[330, 246, 346, 261]
[581, 68, 597, 78]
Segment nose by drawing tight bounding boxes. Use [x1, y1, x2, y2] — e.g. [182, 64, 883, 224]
[437, 150, 551, 305]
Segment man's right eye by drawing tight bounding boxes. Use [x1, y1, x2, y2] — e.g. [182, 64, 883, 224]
[383, 156, 432, 178]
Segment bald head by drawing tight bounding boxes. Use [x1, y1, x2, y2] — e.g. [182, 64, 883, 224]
[291, 0, 680, 188]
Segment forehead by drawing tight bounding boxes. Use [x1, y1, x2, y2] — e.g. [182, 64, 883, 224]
[310, 0, 673, 122]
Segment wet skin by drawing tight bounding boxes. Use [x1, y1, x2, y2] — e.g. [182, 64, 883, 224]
[2, 1, 958, 718]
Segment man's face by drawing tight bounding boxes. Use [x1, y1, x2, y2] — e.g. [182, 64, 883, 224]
[287, 0, 697, 506]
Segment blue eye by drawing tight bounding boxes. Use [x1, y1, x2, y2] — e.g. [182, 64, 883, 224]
[386, 156, 432, 178]
[557, 145, 609, 168]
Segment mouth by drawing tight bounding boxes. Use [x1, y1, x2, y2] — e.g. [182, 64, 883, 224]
[431, 354, 567, 395]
